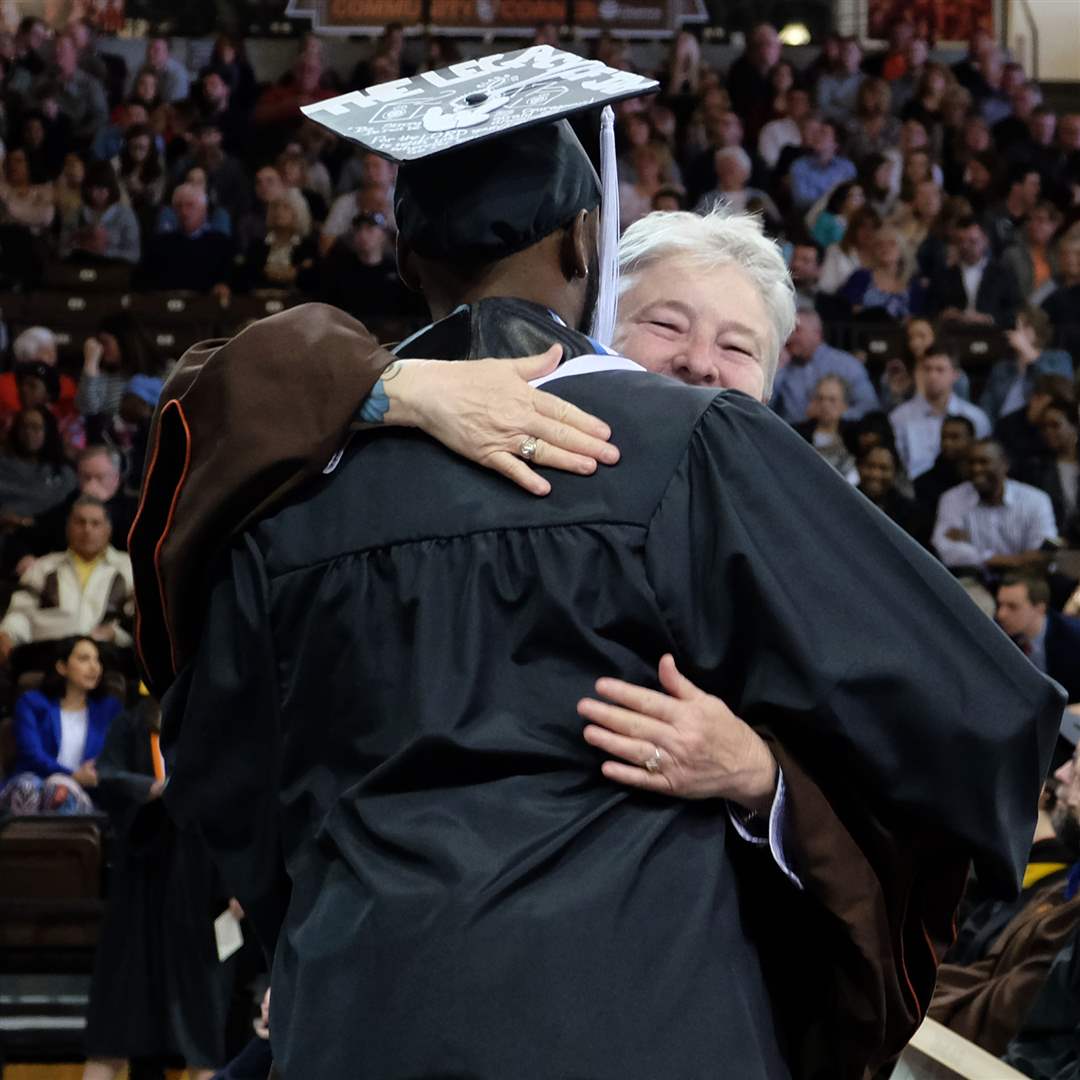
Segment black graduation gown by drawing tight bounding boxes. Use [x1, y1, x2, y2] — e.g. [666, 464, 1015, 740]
[86, 701, 235, 1068]
[161, 300, 1062, 1079]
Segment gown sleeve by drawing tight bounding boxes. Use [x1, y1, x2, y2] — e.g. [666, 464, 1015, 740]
[642, 390, 1064, 1076]
[130, 302, 396, 698]
[160, 533, 288, 961]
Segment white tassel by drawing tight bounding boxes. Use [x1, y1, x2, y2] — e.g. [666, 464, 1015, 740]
[589, 105, 619, 349]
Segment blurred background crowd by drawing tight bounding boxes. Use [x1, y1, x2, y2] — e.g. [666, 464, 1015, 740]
[0, 2, 1078, 1077]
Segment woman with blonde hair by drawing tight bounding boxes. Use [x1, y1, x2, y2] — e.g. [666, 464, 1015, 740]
[236, 187, 316, 292]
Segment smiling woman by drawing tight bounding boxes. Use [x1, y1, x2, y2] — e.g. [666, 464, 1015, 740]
[613, 208, 796, 399]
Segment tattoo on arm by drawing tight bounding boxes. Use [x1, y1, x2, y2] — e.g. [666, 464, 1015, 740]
[357, 361, 402, 424]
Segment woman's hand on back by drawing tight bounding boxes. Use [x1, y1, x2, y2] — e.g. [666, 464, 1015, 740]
[370, 345, 620, 496]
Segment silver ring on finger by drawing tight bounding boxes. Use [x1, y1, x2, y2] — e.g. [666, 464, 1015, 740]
[519, 435, 540, 460]
[644, 746, 662, 773]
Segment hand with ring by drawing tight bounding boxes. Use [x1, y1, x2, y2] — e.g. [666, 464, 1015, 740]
[578, 654, 779, 814]
[369, 345, 620, 496]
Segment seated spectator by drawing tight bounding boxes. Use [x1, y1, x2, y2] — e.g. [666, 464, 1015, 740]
[0, 404, 76, 520]
[127, 67, 162, 116]
[980, 306, 1074, 427]
[301, 209, 419, 336]
[809, 179, 864, 248]
[771, 307, 879, 422]
[913, 414, 976, 518]
[90, 99, 150, 166]
[157, 164, 232, 236]
[996, 373, 1076, 469]
[1042, 235, 1080, 361]
[757, 86, 811, 171]
[858, 152, 899, 219]
[943, 108, 992, 189]
[7, 445, 136, 572]
[35, 33, 108, 147]
[253, 53, 334, 144]
[816, 36, 864, 126]
[956, 147, 996, 218]
[740, 55, 796, 150]
[0, 327, 78, 422]
[335, 146, 397, 204]
[819, 205, 880, 294]
[19, 106, 72, 183]
[840, 224, 923, 321]
[620, 143, 677, 231]
[169, 119, 251, 229]
[0, 146, 55, 231]
[930, 731, 1080, 1053]
[891, 351, 991, 479]
[1004, 200, 1062, 305]
[60, 159, 139, 265]
[291, 124, 335, 207]
[856, 442, 930, 546]
[117, 375, 162, 497]
[844, 77, 900, 162]
[54, 152, 87, 236]
[77, 316, 159, 450]
[789, 120, 856, 213]
[115, 122, 166, 233]
[725, 22, 779, 122]
[130, 36, 189, 104]
[191, 67, 247, 156]
[140, 183, 233, 294]
[236, 190, 316, 293]
[985, 164, 1042, 256]
[0, 636, 121, 815]
[694, 146, 780, 227]
[793, 374, 858, 482]
[994, 78, 1043, 155]
[1018, 397, 1080, 546]
[322, 155, 396, 255]
[236, 164, 285, 251]
[8, 360, 84, 458]
[651, 186, 686, 212]
[932, 439, 1057, 576]
[927, 216, 1023, 328]
[275, 146, 327, 225]
[877, 316, 974, 411]
[202, 34, 257, 115]
[0, 495, 133, 665]
[899, 61, 952, 146]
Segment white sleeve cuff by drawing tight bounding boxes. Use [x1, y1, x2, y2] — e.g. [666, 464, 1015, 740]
[726, 768, 803, 890]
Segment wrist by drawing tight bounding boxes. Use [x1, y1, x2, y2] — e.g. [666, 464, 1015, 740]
[735, 736, 779, 816]
[380, 359, 429, 429]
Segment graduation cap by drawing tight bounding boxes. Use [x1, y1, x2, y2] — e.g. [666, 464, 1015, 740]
[301, 46, 659, 346]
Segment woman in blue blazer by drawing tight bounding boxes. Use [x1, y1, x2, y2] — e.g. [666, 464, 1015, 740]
[1, 635, 122, 813]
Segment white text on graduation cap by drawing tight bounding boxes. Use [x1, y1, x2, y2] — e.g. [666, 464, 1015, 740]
[304, 45, 643, 115]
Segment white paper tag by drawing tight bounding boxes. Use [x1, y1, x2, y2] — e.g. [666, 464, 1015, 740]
[214, 908, 244, 963]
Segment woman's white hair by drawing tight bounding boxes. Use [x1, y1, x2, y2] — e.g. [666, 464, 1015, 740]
[617, 207, 796, 396]
[13, 326, 57, 363]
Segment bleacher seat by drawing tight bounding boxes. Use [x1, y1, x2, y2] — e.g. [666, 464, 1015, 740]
[218, 292, 304, 338]
[11, 293, 124, 367]
[124, 293, 223, 365]
[0, 818, 104, 952]
[40, 263, 133, 295]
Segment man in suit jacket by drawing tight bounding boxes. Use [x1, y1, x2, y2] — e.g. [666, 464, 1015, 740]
[997, 574, 1080, 703]
[928, 217, 1024, 328]
[144, 123, 1063, 1078]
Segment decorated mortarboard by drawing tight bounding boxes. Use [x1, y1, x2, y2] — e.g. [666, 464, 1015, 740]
[301, 45, 659, 346]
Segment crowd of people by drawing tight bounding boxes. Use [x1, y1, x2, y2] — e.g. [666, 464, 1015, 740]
[0, 9, 1076, 1078]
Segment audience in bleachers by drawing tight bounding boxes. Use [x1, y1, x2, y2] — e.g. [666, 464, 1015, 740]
[0, 16, 1075, 1075]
